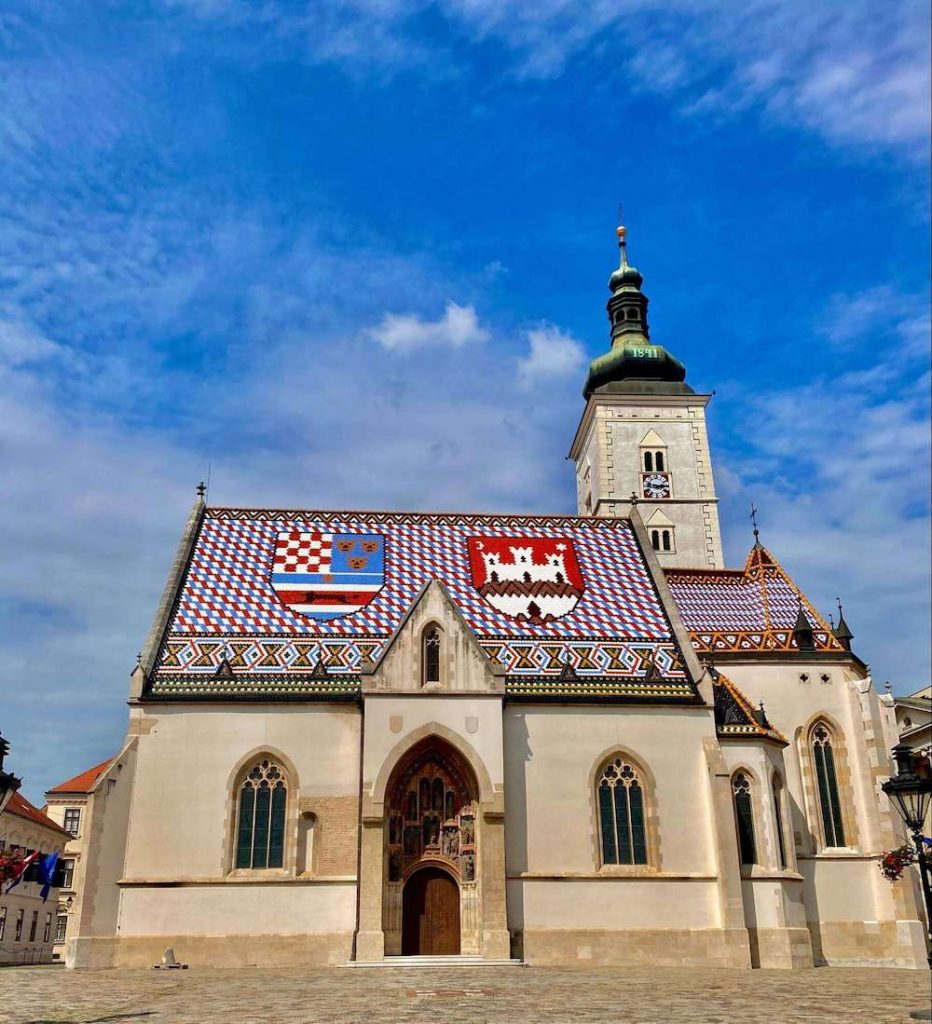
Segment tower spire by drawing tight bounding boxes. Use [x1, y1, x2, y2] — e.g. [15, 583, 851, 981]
[582, 218, 690, 399]
[832, 597, 854, 650]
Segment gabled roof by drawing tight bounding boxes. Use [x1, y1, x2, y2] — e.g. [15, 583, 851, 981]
[148, 507, 696, 702]
[4, 792, 70, 837]
[666, 544, 842, 656]
[710, 669, 787, 745]
[47, 758, 112, 795]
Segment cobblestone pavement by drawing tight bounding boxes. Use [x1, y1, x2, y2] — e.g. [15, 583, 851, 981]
[1, 964, 930, 1024]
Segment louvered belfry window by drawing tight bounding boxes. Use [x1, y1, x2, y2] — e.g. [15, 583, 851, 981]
[598, 757, 648, 865]
[812, 724, 846, 847]
[235, 759, 287, 869]
[732, 772, 757, 865]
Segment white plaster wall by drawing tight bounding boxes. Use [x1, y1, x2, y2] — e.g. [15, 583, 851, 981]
[119, 883, 355, 936]
[510, 879, 717, 930]
[123, 705, 360, 880]
[504, 704, 719, 876]
[362, 695, 504, 791]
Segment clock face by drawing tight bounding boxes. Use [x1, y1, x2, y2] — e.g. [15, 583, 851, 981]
[642, 473, 671, 499]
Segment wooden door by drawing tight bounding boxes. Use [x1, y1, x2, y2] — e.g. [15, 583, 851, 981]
[401, 867, 460, 955]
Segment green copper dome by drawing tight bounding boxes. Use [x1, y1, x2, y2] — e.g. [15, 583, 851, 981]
[583, 224, 693, 399]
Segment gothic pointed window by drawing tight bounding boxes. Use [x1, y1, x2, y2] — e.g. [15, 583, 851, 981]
[732, 772, 757, 865]
[772, 773, 787, 869]
[597, 757, 648, 865]
[811, 723, 845, 847]
[422, 625, 442, 685]
[235, 759, 287, 869]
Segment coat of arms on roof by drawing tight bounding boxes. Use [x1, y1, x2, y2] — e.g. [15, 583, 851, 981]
[270, 529, 384, 621]
[466, 536, 584, 625]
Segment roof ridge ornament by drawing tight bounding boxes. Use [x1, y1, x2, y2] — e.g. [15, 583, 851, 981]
[750, 503, 761, 548]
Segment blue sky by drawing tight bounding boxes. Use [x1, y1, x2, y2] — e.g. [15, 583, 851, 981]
[1, 1, 929, 800]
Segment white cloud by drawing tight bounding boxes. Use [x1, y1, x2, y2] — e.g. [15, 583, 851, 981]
[159, 0, 930, 160]
[821, 286, 930, 358]
[517, 323, 585, 387]
[366, 301, 490, 353]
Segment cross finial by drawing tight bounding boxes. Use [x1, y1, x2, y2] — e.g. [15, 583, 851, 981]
[629, 490, 638, 505]
[835, 596, 844, 618]
[750, 503, 760, 544]
[884, 679, 892, 694]
[196, 481, 206, 498]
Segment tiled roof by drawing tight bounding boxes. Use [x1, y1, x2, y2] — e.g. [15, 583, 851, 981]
[4, 792, 70, 837]
[711, 670, 787, 744]
[667, 545, 842, 655]
[149, 507, 695, 701]
[47, 758, 112, 795]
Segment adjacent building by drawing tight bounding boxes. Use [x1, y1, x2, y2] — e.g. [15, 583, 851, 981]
[44, 759, 113, 961]
[63, 226, 929, 970]
[0, 791, 68, 965]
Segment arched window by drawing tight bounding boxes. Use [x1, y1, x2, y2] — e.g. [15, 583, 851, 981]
[235, 759, 287, 869]
[655, 451, 665, 472]
[661, 530, 671, 551]
[643, 451, 654, 472]
[597, 757, 648, 865]
[772, 774, 787, 868]
[732, 772, 757, 865]
[422, 625, 441, 685]
[811, 723, 845, 847]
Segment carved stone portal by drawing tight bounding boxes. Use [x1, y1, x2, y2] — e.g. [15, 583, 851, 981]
[383, 738, 481, 956]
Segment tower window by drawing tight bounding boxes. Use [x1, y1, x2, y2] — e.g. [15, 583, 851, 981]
[655, 451, 664, 472]
[626, 307, 639, 320]
[643, 451, 653, 472]
[661, 530, 671, 551]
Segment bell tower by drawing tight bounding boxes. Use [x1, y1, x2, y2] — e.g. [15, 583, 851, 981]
[568, 222, 723, 569]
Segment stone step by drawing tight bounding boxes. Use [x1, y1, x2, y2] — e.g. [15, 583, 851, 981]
[342, 955, 525, 969]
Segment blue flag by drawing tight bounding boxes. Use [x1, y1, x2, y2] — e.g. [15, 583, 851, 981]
[38, 852, 60, 903]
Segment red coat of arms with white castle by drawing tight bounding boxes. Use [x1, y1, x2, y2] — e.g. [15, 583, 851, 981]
[466, 536, 585, 624]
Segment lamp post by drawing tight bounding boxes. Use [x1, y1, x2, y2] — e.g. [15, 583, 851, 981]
[881, 743, 932, 970]
[0, 733, 23, 815]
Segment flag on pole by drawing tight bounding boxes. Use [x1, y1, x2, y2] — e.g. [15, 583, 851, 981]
[38, 851, 60, 902]
[4, 849, 40, 894]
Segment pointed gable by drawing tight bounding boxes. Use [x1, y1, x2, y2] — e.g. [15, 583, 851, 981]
[666, 544, 842, 655]
[147, 508, 698, 702]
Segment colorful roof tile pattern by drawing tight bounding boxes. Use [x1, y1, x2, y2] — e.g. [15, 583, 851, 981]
[711, 670, 787, 744]
[666, 545, 842, 655]
[47, 758, 113, 795]
[149, 507, 695, 700]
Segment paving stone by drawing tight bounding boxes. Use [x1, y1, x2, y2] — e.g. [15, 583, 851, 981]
[0, 964, 929, 1024]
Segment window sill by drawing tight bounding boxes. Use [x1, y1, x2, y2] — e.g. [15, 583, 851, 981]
[797, 849, 864, 860]
[739, 867, 805, 881]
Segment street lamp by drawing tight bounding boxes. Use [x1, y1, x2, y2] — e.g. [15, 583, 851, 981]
[0, 733, 23, 815]
[881, 743, 932, 970]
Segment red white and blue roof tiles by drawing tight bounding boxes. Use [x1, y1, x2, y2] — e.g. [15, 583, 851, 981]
[149, 508, 838, 699]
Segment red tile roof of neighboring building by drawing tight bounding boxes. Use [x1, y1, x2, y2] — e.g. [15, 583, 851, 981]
[4, 791, 70, 837]
[47, 758, 112, 795]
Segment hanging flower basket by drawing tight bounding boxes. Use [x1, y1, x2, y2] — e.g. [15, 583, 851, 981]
[0, 849, 24, 885]
[878, 844, 916, 882]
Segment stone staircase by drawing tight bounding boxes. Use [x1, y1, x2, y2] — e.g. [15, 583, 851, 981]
[342, 954, 524, 968]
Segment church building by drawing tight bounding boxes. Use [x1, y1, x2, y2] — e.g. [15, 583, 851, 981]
[66, 226, 928, 970]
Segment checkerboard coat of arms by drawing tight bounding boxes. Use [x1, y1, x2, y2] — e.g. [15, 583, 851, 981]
[466, 536, 584, 624]
[271, 529, 384, 620]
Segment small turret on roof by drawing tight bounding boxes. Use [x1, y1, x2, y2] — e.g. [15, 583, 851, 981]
[832, 598, 854, 651]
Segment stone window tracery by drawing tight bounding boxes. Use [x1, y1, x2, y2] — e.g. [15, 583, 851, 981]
[422, 626, 442, 685]
[597, 757, 648, 865]
[235, 758, 287, 869]
[732, 772, 757, 865]
[811, 723, 845, 847]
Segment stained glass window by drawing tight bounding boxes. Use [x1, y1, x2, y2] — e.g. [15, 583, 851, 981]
[235, 759, 287, 869]
[812, 724, 846, 847]
[598, 758, 648, 865]
[732, 772, 757, 865]
[423, 626, 441, 685]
